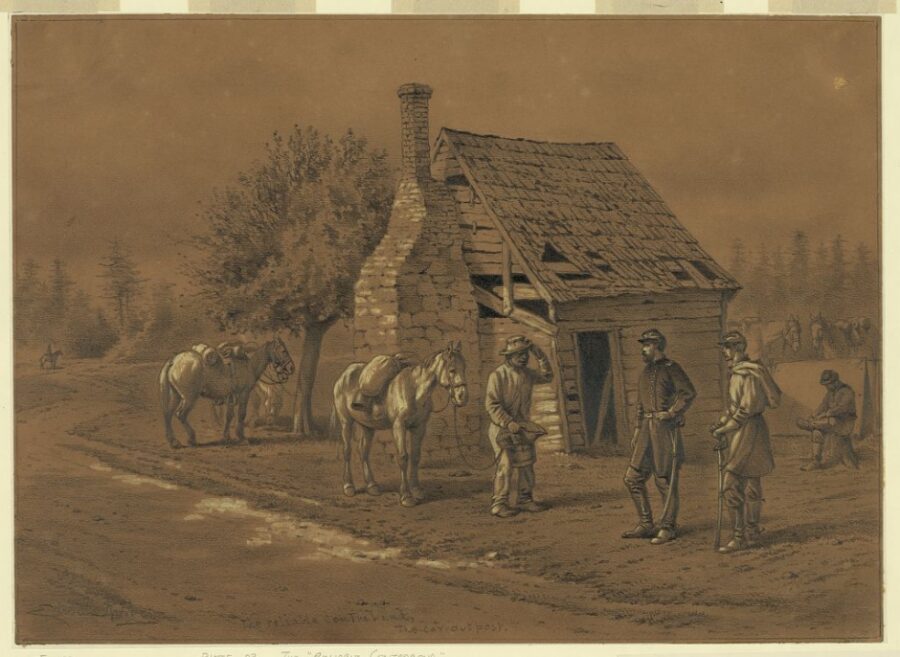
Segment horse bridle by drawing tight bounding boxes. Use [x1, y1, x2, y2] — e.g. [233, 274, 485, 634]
[434, 355, 467, 411]
[257, 341, 294, 386]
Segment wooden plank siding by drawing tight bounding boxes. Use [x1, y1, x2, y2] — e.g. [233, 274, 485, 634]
[556, 291, 729, 461]
[477, 317, 569, 452]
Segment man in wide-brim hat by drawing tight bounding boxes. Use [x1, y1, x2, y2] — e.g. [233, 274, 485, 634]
[622, 328, 696, 545]
[485, 335, 554, 518]
[795, 369, 858, 470]
[711, 330, 782, 553]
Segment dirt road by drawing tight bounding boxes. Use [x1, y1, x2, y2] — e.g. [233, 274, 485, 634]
[15, 359, 882, 643]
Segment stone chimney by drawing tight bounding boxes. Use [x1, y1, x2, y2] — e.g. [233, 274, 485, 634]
[353, 83, 483, 458]
[397, 83, 433, 181]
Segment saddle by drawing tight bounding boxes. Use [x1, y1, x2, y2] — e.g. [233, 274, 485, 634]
[192, 341, 251, 369]
[352, 353, 413, 412]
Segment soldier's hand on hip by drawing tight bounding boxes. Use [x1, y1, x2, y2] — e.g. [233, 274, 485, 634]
[507, 421, 521, 434]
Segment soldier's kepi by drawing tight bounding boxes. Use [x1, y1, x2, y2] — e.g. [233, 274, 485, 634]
[622, 328, 696, 545]
[711, 330, 782, 554]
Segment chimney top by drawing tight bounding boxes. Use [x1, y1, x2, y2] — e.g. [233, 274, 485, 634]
[397, 82, 433, 98]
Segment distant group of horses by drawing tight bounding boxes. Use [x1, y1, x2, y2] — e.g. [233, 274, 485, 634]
[733, 313, 875, 366]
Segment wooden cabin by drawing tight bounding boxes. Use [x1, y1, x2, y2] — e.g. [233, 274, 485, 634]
[354, 83, 739, 460]
[432, 128, 740, 457]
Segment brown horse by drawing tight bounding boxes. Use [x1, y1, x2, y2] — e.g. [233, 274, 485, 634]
[159, 337, 294, 448]
[333, 341, 468, 507]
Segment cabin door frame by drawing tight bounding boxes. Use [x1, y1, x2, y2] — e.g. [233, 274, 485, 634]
[573, 329, 629, 447]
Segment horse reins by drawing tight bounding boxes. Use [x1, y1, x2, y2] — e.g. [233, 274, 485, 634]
[430, 388, 500, 472]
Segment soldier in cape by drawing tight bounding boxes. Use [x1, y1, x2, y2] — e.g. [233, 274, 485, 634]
[711, 331, 782, 554]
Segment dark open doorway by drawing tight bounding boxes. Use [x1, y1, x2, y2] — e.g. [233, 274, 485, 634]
[575, 331, 618, 446]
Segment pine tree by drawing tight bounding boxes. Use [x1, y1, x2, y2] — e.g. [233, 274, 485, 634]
[14, 259, 45, 342]
[750, 243, 771, 318]
[788, 230, 810, 305]
[43, 258, 74, 337]
[852, 242, 877, 317]
[828, 235, 848, 315]
[730, 238, 747, 282]
[771, 245, 787, 314]
[812, 241, 830, 314]
[98, 239, 144, 333]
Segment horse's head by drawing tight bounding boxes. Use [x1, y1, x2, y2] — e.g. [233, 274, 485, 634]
[436, 340, 468, 407]
[267, 336, 295, 382]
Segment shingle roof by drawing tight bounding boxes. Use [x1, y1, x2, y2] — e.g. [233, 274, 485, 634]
[439, 128, 740, 303]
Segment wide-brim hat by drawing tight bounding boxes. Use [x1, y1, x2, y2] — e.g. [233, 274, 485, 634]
[500, 335, 533, 356]
[820, 369, 839, 385]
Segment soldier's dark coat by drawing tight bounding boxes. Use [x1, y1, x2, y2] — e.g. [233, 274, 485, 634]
[629, 358, 696, 475]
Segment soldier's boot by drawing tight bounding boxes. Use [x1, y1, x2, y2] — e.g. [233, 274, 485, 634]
[718, 507, 747, 554]
[800, 443, 823, 471]
[745, 501, 764, 545]
[622, 488, 655, 539]
[491, 504, 519, 519]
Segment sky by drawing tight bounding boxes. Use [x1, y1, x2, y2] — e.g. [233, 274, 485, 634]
[13, 16, 880, 291]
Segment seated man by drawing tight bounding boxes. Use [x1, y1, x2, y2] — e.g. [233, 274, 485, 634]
[797, 369, 858, 470]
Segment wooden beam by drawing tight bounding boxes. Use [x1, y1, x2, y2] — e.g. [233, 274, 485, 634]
[502, 242, 513, 315]
[472, 286, 557, 336]
[442, 136, 559, 307]
[610, 328, 631, 440]
[492, 283, 542, 301]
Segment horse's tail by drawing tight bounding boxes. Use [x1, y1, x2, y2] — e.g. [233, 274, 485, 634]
[329, 403, 340, 441]
[159, 358, 175, 413]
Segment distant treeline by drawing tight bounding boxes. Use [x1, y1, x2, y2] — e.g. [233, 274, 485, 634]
[14, 240, 208, 360]
[728, 231, 878, 322]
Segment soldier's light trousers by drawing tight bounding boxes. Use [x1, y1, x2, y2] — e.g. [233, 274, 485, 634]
[723, 472, 763, 535]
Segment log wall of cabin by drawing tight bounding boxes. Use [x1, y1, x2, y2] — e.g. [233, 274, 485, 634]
[556, 291, 729, 460]
[434, 142, 516, 278]
[477, 317, 567, 453]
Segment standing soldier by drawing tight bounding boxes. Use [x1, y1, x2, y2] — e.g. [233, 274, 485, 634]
[485, 336, 554, 518]
[622, 329, 696, 545]
[712, 331, 782, 554]
[796, 369, 858, 470]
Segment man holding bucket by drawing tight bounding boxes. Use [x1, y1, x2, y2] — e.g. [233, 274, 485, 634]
[485, 335, 554, 518]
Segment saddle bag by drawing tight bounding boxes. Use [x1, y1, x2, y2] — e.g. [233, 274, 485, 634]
[192, 343, 221, 368]
[358, 354, 408, 397]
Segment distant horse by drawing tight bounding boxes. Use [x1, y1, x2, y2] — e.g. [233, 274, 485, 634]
[740, 316, 802, 366]
[159, 338, 294, 448]
[39, 346, 63, 370]
[766, 316, 802, 362]
[332, 341, 468, 507]
[810, 314, 828, 359]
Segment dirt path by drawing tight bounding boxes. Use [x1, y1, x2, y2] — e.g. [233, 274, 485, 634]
[15, 359, 883, 643]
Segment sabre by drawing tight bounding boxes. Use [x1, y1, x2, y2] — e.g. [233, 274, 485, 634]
[711, 428, 726, 552]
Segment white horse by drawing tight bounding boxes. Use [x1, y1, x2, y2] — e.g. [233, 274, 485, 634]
[332, 342, 468, 507]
